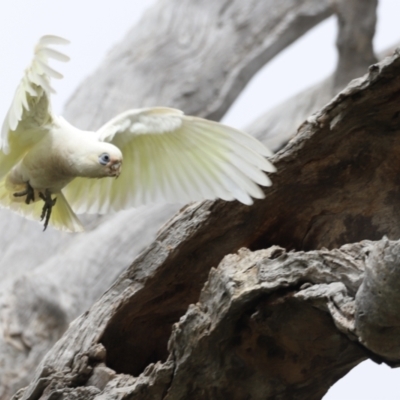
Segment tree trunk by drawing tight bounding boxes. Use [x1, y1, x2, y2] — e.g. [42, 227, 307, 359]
[249, 0, 378, 151]
[3, 0, 396, 398]
[63, 0, 334, 129]
[13, 21, 400, 399]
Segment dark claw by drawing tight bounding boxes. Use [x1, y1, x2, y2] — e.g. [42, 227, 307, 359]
[38, 190, 57, 231]
[13, 182, 35, 204]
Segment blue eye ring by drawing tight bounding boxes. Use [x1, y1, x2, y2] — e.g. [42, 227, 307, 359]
[99, 153, 110, 165]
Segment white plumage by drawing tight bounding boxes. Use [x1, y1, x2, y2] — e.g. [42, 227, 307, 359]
[0, 35, 276, 232]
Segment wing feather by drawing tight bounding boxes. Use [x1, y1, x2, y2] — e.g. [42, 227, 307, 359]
[38, 47, 70, 62]
[64, 108, 275, 214]
[0, 178, 83, 232]
[189, 125, 273, 191]
[38, 35, 70, 47]
[156, 134, 189, 202]
[36, 59, 64, 79]
[185, 124, 262, 201]
[0, 35, 69, 176]
[184, 139, 231, 199]
[192, 143, 251, 203]
[167, 134, 201, 201]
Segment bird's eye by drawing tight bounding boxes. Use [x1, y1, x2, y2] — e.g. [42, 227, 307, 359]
[99, 153, 110, 165]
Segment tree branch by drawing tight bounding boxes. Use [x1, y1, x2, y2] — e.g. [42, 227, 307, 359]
[0, 0, 341, 396]
[249, 0, 379, 152]
[13, 43, 400, 400]
[355, 239, 400, 362]
[333, 0, 377, 89]
[64, 0, 334, 129]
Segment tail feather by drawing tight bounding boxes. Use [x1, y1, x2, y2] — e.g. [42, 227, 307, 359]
[51, 191, 84, 232]
[0, 178, 84, 232]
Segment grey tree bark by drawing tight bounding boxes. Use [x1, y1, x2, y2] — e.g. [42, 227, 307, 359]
[248, 0, 378, 151]
[0, 0, 340, 396]
[13, 44, 400, 399]
[2, 0, 398, 399]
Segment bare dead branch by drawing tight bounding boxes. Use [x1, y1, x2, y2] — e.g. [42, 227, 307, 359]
[0, 1, 341, 397]
[64, 0, 334, 129]
[355, 238, 400, 362]
[13, 42, 400, 400]
[249, 0, 379, 152]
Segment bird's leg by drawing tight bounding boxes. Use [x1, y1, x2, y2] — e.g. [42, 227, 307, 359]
[13, 181, 35, 204]
[38, 189, 57, 231]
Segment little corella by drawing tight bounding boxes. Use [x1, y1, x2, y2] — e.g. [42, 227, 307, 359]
[0, 36, 275, 232]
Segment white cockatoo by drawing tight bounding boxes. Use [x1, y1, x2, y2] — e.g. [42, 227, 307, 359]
[0, 35, 276, 232]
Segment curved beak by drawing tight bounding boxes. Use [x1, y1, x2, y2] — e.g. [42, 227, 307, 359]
[109, 161, 122, 178]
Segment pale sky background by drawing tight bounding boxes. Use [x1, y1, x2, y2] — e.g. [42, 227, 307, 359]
[0, 1, 400, 399]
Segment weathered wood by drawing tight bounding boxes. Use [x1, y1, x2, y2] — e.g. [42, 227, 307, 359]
[64, 0, 333, 129]
[355, 238, 400, 362]
[333, 0, 377, 89]
[0, 0, 342, 396]
[248, 78, 335, 151]
[13, 42, 400, 399]
[0, 205, 179, 399]
[249, 0, 378, 152]
[0, 0, 336, 305]
[163, 244, 367, 400]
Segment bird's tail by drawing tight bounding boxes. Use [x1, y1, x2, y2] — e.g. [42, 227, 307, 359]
[0, 178, 84, 232]
[50, 191, 85, 232]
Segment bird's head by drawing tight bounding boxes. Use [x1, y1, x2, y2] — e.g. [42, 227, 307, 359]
[78, 142, 123, 179]
[97, 147, 123, 178]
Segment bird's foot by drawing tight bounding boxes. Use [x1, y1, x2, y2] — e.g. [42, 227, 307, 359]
[13, 182, 35, 204]
[39, 189, 57, 231]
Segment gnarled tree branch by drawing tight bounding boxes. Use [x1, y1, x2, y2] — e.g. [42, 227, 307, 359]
[1, 0, 345, 396]
[13, 40, 400, 400]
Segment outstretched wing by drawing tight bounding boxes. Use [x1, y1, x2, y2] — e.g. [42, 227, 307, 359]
[64, 107, 276, 214]
[0, 35, 69, 179]
[0, 177, 84, 232]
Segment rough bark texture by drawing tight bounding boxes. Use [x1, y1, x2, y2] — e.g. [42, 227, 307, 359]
[0, 205, 179, 398]
[2, 0, 396, 398]
[0, 0, 348, 397]
[64, 0, 334, 129]
[355, 239, 400, 362]
[333, 0, 377, 89]
[249, 0, 378, 152]
[12, 40, 400, 399]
